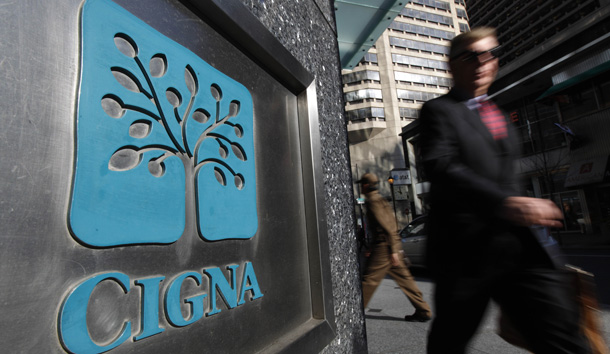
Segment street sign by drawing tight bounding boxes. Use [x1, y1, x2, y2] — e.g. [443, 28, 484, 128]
[390, 169, 411, 185]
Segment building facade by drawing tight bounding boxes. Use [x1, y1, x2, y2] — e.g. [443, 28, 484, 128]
[343, 0, 469, 225]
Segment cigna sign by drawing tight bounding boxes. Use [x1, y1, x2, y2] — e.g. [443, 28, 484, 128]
[59, 265, 262, 353]
[60, 0, 262, 352]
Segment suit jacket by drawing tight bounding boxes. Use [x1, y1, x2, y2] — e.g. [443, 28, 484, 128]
[419, 89, 550, 277]
[364, 190, 401, 255]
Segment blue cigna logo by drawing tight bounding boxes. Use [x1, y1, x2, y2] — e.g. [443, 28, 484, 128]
[69, 0, 257, 247]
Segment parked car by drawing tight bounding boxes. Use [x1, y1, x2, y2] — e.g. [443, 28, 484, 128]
[399, 215, 427, 267]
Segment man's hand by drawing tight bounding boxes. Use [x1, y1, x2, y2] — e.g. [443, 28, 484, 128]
[391, 252, 401, 267]
[501, 196, 563, 228]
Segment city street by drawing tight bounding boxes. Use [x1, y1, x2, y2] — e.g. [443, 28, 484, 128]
[364, 270, 610, 353]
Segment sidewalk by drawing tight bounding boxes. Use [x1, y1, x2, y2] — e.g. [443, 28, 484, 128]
[365, 275, 610, 353]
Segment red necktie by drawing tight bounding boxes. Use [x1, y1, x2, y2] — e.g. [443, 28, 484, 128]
[477, 100, 507, 140]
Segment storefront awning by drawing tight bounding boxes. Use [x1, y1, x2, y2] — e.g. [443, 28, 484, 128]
[564, 156, 609, 187]
[537, 59, 610, 100]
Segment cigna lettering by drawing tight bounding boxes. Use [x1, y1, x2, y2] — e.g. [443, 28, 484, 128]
[58, 262, 262, 353]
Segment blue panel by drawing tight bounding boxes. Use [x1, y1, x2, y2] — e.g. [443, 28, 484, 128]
[70, 0, 257, 247]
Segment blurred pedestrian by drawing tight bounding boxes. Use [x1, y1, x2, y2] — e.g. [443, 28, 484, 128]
[358, 173, 432, 322]
[419, 27, 591, 353]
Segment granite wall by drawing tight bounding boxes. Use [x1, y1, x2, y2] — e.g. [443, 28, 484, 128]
[237, 0, 367, 352]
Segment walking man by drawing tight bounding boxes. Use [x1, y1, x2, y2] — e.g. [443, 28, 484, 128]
[358, 173, 432, 322]
[419, 27, 590, 353]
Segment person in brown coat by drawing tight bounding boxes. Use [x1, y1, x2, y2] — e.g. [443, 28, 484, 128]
[358, 173, 432, 322]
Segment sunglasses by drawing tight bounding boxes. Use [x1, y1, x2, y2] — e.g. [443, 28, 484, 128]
[456, 46, 501, 63]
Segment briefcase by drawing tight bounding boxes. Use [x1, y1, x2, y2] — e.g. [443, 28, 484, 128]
[497, 265, 609, 353]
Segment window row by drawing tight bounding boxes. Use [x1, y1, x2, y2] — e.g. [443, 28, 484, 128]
[459, 23, 470, 33]
[466, 0, 509, 24]
[346, 107, 385, 122]
[389, 21, 455, 40]
[396, 89, 441, 102]
[469, 0, 600, 67]
[400, 8, 453, 26]
[400, 107, 420, 119]
[456, 8, 468, 19]
[392, 53, 449, 71]
[395, 71, 452, 87]
[389, 36, 450, 55]
[408, 0, 451, 11]
[361, 53, 378, 64]
[498, 0, 598, 66]
[344, 89, 383, 103]
[342, 70, 381, 85]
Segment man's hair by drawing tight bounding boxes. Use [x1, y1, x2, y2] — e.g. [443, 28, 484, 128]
[449, 27, 497, 60]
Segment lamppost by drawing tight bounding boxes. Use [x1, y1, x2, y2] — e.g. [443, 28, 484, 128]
[387, 176, 398, 223]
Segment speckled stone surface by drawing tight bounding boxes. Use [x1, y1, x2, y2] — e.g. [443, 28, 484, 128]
[238, 0, 367, 352]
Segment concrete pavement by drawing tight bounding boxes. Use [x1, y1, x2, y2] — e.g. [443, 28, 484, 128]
[364, 272, 610, 353]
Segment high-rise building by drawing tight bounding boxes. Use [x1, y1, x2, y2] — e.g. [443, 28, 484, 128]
[341, 0, 469, 223]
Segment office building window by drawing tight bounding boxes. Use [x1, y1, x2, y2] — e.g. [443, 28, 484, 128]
[389, 22, 455, 40]
[392, 54, 449, 71]
[344, 89, 383, 103]
[408, 0, 451, 12]
[360, 53, 378, 64]
[399, 107, 420, 119]
[394, 71, 452, 87]
[389, 37, 450, 56]
[456, 8, 468, 20]
[470, 0, 602, 67]
[400, 8, 453, 26]
[342, 70, 381, 85]
[346, 107, 385, 122]
[396, 89, 440, 103]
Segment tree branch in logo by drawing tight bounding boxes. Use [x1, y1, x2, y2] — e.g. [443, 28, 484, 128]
[103, 33, 247, 189]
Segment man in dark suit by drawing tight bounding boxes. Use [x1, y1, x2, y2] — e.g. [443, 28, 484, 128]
[419, 27, 590, 353]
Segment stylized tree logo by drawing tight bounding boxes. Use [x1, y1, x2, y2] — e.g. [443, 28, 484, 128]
[105, 33, 248, 190]
[69, 0, 257, 247]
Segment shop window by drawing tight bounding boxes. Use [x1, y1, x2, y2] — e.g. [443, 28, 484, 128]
[595, 70, 610, 110]
[507, 101, 566, 156]
[537, 171, 584, 232]
[557, 83, 597, 120]
[596, 186, 610, 235]
[552, 191, 585, 232]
